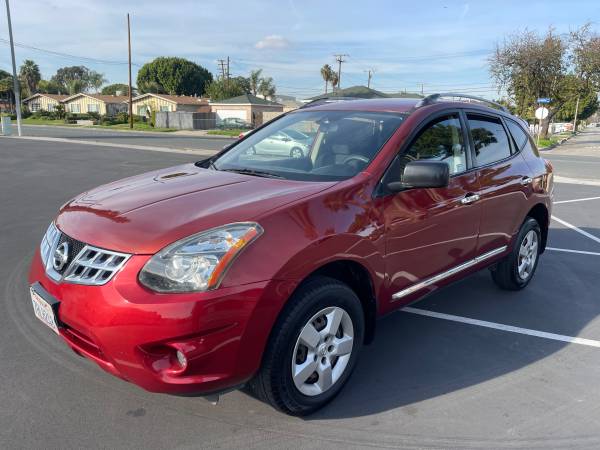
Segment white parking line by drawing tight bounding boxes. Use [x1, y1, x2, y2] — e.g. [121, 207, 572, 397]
[554, 196, 600, 204]
[551, 215, 600, 245]
[554, 176, 600, 186]
[547, 247, 600, 256]
[402, 307, 600, 348]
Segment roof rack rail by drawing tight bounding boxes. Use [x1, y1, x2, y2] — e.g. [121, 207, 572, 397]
[299, 96, 360, 109]
[416, 93, 508, 112]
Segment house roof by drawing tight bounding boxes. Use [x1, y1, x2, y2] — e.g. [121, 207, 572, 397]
[210, 93, 282, 106]
[22, 93, 69, 102]
[63, 93, 129, 103]
[307, 85, 391, 101]
[130, 93, 209, 105]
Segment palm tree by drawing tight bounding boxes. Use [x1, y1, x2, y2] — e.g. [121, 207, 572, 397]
[249, 69, 263, 96]
[19, 59, 41, 97]
[330, 71, 339, 92]
[320, 64, 333, 94]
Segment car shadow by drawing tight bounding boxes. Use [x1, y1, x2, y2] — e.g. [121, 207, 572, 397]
[299, 227, 600, 419]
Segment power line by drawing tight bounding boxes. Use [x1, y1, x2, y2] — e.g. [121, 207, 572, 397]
[0, 38, 141, 66]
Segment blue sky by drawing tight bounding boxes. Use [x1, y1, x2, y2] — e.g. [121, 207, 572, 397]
[1, 0, 599, 99]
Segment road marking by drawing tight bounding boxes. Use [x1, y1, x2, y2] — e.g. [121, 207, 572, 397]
[554, 196, 600, 204]
[551, 215, 600, 245]
[0, 135, 217, 156]
[547, 247, 600, 256]
[554, 176, 600, 187]
[402, 307, 600, 348]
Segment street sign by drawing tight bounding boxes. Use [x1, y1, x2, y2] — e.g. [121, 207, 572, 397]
[537, 98, 551, 104]
[535, 107, 549, 120]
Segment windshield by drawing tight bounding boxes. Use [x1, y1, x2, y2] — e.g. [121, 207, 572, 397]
[210, 110, 406, 181]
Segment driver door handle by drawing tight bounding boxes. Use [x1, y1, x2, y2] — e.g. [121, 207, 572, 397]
[521, 176, 533, 186]
[461, 193, 480, 205]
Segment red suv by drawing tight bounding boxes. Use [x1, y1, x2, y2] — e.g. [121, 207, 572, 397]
[29, 95, 553, 415]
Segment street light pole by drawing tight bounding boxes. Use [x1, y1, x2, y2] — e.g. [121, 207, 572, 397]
[4, 0, 22, 136]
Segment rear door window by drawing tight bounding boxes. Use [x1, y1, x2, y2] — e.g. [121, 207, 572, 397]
[506, 118, 540, 157]
[467, 114, 511, 166]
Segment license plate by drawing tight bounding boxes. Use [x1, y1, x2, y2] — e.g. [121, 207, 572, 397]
[30, 287, 60, 335]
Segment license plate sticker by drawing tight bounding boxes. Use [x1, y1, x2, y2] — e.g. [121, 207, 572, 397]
[30, 287, 60, 335]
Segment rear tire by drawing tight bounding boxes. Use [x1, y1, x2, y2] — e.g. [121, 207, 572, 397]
[290, 147, 304, 158]
[249, 276, 364, 416]
[491, 217, 541, 290]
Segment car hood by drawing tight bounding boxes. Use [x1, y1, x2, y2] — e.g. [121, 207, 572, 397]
[56, 163, 334, 254]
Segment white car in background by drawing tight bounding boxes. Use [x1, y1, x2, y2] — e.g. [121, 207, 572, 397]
[247, 129, 313, 158]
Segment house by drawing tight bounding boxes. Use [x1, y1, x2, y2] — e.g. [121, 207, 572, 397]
[22, 93, 68, 112]
[274, 94, 303, 112]
[209, 93, 283, 126]
[129, 93, 210, 116]
[62, 93, 128, 116]
[304, 85, 423, 102]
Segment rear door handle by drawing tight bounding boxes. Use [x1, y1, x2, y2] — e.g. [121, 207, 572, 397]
[521, 176, 533, 186]
[461, 193, 480, 205]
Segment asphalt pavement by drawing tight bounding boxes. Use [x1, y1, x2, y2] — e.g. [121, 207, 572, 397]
[20, 124, 235, 152]
[1, 130, 600, 449]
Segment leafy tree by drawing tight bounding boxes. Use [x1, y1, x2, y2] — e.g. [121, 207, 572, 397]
[258, 76, 276, 99]
[101, 83, 133, 96]
[320, 64, 334, 94]
[50, 66, 106, 94]
[19, 59, 41, 97]
[232, 76, 250, 94]
[137, 57, 212, 96]
[489, 25, 600, 137]
[249, 69, 263, 95]
[38, 79, 63, 94]
[204, 77, 246, 101]
[54, 103, 66, 119]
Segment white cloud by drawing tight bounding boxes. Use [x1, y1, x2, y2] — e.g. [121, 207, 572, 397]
[461, 3, 470, 19]
[255, 35, 290, 50]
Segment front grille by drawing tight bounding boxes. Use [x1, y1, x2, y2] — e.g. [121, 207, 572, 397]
[40, 223, 131, 286]
[63, 245, 130, 285]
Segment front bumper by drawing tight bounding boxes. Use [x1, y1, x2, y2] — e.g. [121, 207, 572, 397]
[28, 250, 296, 395]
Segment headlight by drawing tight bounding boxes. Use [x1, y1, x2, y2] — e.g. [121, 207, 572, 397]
[139, 222, 263, 293]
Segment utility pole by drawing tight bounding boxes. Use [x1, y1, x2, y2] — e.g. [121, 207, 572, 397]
[127, 13, 133, 129]
[365, 69, 374, 89]
[217, 58, 228, 90]
[572, 95, 580, 134]
[4, 0, 21, 136]
[420, 83, 424, 96]
[334, 54, 348, 90]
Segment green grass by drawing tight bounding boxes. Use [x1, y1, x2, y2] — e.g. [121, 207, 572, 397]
[22, 118, 73, 126]
[19, 117, 176, 132]
[206, 128, 247, 136]
[537, 137, 559, 148]
[99, 122, 177, 132]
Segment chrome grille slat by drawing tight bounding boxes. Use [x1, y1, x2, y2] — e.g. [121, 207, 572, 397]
[40, 223, 131, 286]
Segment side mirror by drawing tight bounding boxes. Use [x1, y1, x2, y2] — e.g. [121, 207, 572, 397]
[387, 161, 450, 192]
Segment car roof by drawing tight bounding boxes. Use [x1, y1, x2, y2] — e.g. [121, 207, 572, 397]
[295, 97, 516, 120]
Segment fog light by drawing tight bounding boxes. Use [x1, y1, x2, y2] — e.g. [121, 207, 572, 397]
[176, 350, 187, 368]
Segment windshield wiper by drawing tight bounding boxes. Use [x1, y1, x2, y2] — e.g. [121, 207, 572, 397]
[220, 168, 283, 179]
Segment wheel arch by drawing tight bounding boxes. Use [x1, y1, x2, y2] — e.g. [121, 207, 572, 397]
[295, 259, 378, 344]
[526, 203, 549, 253]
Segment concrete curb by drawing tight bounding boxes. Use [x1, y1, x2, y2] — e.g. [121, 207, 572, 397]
[0, 135, 217, 156]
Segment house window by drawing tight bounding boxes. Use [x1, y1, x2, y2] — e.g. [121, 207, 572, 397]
[88, 103, 99, 113]
[70, 104, 80, 113]
[48, 104, 55, 112]
[159, 105, 170, 112]
[137, 106, 147, 116]
[30, 102, 41, 112]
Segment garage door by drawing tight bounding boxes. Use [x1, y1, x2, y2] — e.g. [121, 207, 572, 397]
[216, 109, 247, 122]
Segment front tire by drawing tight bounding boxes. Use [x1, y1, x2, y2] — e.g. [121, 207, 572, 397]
[250, 276, 364, 415]
[290, 147, 304, 158]
[491, 217, 541, 290]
